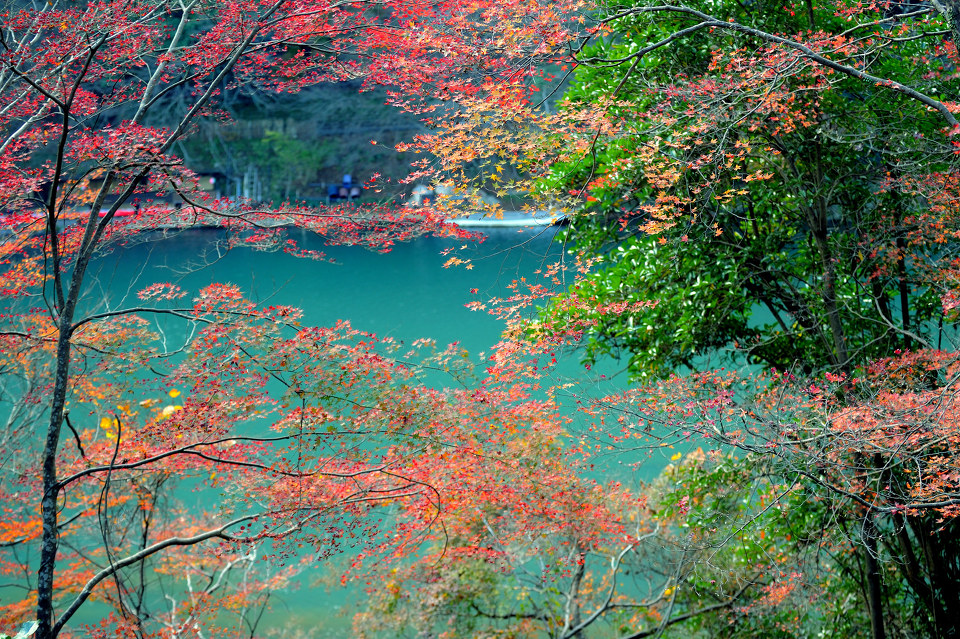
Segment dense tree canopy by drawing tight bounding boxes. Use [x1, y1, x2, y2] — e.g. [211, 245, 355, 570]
[404, 1, 960, 637]
[0, 0, 588, 637]
[511, 1, 960, 637]
[4, 0, 960, 638]
[535, 0, 959, 377]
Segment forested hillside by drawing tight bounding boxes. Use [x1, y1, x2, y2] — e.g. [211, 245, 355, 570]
[175, 82, 425, 203]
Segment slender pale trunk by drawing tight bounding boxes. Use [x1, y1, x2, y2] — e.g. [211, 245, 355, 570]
[893, 217, 911, 350]
[853, 453, 885, 639]
[561, 544, 586, 639]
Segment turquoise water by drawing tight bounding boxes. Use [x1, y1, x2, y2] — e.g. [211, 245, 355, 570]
[88, 227, 563, 357]
[77, 225, 569, 635]
[67, 224, 673, 636]
[1, 220, 685, 638]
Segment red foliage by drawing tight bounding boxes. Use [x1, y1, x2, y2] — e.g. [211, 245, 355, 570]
[0, 0, 594, 636]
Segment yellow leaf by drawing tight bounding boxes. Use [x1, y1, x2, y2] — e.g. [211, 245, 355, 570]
[100, 417, 119, 441]
[160, 405, 183, 419]
[671, 452, 682, 461]
[168, 389, 181, 398]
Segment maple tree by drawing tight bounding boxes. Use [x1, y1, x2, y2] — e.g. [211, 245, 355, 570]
[353, 443, 855, 639]
[394, 0, 960, 637]
[531, 0, 959, 374]
[0, 0, 601, 637]
[579, 354, 960, 638]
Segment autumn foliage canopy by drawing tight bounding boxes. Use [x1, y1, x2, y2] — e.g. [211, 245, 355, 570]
[4, 0, 960, 638]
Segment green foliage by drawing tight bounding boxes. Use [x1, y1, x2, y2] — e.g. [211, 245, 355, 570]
[355, 554, 517, 639]
[524, 4, 960, 637]
[354, 447, 874, 639]
[652, 451, 869, 639]
[543, 232, 751, 378]
[178, 84, 426, 203]
[540, 0, 960, 377]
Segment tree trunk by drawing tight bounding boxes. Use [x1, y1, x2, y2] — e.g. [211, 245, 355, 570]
[806, 199, 849, 369]
[931, 1, 960, 54]
[561, 546, 586, 639]
[36, 175, 117, 639]
[862, 513, 886, 639]
[35, 325, 72, 639]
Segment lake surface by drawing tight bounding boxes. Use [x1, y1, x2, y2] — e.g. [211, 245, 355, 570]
[88, 226, 564, 358]
[69, 221, 680, 637]
[17, 221, 682, 637]
[80, 224, 573, 635]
